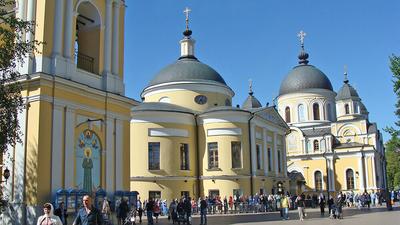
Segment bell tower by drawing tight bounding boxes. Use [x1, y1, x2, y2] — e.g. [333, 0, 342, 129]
[17, 0, 126, 94]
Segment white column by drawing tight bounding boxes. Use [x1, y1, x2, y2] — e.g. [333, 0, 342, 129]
[274, 132, 278, 175]
[63, 0, 74, 59]
[371, 156, 377, 189]
[17, 0, 26, 19]
[12, 107, 27, 202]
[115, 119, 123, 190]
[64, 107, 75, 188]
[250, 123, 257, 176]
[105, 117, 115, 192]
[365, 156, 370, 190]
[52, 0, 64, 58]
[111, 1, 120, 75]
[51, 105, 64, 194]
[282, 134, 288, 177]
[263, 128, 268, 176]
[26, 0, 36, 42]
[103, 0, 112, 75]
[358, 154, 365, 191]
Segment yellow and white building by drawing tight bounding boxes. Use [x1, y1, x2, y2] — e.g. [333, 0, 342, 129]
[276, 41, 386, 195]
[130, 24, 290, 201]
[2, 1, 137, 224]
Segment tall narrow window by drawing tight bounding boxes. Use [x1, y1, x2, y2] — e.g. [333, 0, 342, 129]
[208, 142, 219, 169]
[327, 103, 332, 121]
[267, 148, 272, 171]
[346, 169, 355, 190]
[314, 171, 323, 191]
[313, 140, 319, 151]
[231, 142, 242, 169]
[277, 150, 281, 173]
[285, 107, 291, 123]
[148, 142, 160, 170]
[256, 145, 262, 170]
[313, 103, 320, 120]
[149, 191, 161, 200]
[345, 104, 350, 114]
[354, 102, 359, 114]
[298, 104, 306, 122]
[180, 143, 189, 170]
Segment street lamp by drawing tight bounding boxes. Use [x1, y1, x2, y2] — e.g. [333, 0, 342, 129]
[1, 167, 10, 184]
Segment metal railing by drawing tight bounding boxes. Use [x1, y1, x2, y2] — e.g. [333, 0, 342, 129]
[77, 52, 94, 73]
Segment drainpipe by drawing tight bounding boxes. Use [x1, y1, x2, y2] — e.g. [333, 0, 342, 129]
[248, 113, 255, 196]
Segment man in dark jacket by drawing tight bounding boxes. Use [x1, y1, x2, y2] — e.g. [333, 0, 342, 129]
[73, 195, 103, 225]
[117, 199, 129, 225]
[54, 202, 68, 225]
[200, 197, 208, 225]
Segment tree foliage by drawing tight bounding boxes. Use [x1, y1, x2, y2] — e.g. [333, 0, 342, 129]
[386, 54, 400, 136]
[385, 136, 400, 190]
[0, 0, 39, 154]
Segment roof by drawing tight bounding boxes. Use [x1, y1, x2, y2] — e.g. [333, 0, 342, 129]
[242, 94, 262, 109]
[279, 64, 333, 95]
[368, 123, 377, 134]
[336, 82, 360, 100]
[302, 127, 331, 137]
[131, 102, 194, 114]
[334, 142, 371, 149]
[147, 57, 227, 87]
[201, 106, 250, 114]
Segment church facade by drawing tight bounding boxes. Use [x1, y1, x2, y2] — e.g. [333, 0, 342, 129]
[130, 14, 290, 201]
[276, 34, 386, 195]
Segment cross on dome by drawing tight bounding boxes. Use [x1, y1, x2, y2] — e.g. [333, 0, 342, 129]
[297, 30, 306, 49]
[248, 78, 253, 95]
[184, 7, 191, 30]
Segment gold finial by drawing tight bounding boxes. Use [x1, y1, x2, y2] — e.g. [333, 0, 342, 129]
[184, 7, 191, 30]
[297, 30, 306, 49]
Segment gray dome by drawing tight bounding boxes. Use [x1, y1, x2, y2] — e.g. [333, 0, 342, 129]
[336, 82, 359, 101]
[279, 64, 333, 95]
[242, 94, 262, 109]
[148, 57, 227, 86]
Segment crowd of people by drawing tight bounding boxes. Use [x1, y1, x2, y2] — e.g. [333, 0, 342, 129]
[35, 190, 399, 225]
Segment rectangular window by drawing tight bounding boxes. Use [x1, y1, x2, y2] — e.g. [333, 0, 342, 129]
[180, 143, 189, 170]
[209, 190, 220, 199]
[277, 150, 281, 173]
[208, 142, 219, 169]
[181, 191, 190, 198]
[267, 147, 272, 171]
[148, 142, 160, 170]
[256, 145, 262, 170]
[149, 191, 161, 200]
[231, 141, 242, 168]
[233, 189, 243, 198]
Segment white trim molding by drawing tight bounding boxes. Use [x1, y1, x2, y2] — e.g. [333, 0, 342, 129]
[207, 128, 242, 136]
[149, 128, 189, 137]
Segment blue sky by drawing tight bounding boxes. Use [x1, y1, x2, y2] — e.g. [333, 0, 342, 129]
[124, 0, 400, 142]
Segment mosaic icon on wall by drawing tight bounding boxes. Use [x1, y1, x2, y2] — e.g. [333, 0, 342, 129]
[76, 129, 101, 192]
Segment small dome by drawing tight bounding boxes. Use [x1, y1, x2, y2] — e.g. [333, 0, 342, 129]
[242, 95, 262, 109]
[336, 83, 360, 101]
[147, 57, 227, 87]
[279, 64, 333, 95]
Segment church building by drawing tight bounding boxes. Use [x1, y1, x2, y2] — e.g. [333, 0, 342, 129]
[276, 31, 386, 195]
[130, 10, 290, 201]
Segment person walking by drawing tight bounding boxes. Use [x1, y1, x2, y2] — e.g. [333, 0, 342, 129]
[54, 202, 68, 225]
[200, 197, 208, 225]
[137, 198, 143, 223]
[37, 203, 63, 225]
[101, 197, 111, 224]
[318, 193, 326, 216]
[117, 199, 129, 225]
[296, 194, 306, 221]
[73, 195, 103, 225]
[146, 198, 155, 225]
[281, 194, 290, 220]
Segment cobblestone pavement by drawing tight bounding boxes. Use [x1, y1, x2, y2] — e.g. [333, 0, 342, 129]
[123, 206, 400, 225]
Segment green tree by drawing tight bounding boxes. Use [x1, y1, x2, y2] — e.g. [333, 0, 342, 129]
[385, 136, 400, 190]
[0, 0, 40, 210]
[386, 54, 400, 136]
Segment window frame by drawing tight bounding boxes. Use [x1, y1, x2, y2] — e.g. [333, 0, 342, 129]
[313, 103, 320, 120]
[314, 171, 323, 191]
[208, 142, 219, 169]
[180, 143, 190, 170]
[231, 141, 242, 169]
[285, 106, 291, 123]
[148, 142, 160, 170]
[346, 169, 355, 190]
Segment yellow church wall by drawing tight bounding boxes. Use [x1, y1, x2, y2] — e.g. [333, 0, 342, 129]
[123, 121, 131, 189]
[145, 90, 231, 112]
[35, 0, 55, 57]
[333, 157, 359, 191]
[130, 122, 196, 177]
[78, 28, 101, 74]
[288, 159, 327, 192]
[198, 122, 250, 177]
[202, 179, 251, 198]
[131, 180, 197, 201]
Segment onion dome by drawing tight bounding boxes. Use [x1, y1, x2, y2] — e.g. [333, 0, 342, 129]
[336, 71, 360, 101]
[279, 31, 333, 96]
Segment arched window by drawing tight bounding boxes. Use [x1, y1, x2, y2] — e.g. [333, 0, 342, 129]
[345, 104, 350, 114]
[313, 140, 319, 151]
[346, 169, 355, 190]
[314, 171, 323, 191]
[285, 107, 291, 123]
[313, 103, 320, 120]
[298, 104, 306, 122]
[75, 2, 101, 74]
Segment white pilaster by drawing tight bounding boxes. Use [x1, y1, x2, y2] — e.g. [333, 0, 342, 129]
[103, 0, 112, 75]
[64, 107, 75, 188]
[358, 154, 365, 191]
[13, 107, 27, 202]
[365, 156, 370, 189]
[63, 0, 74, 59]
[115, 119, 123, 190]
[282, 137, 287, 177]
[250, 123, 256, 176]
[274, 132, 278, 175]
[17, 0, 26, 20]
[26, 0, 36, 42]
[52, 0, 64, 58]
[111, 1, 120, 75]
[51, 105, 64, 194]
[105, 118, 115, 193]
[371, 156, 377, 189]
[263, 128, 268, 176]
